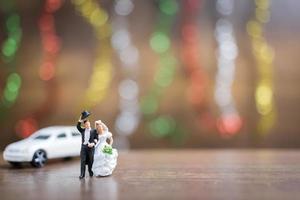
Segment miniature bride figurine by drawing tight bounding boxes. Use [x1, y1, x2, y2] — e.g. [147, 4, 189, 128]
[92, 120, 118, 177]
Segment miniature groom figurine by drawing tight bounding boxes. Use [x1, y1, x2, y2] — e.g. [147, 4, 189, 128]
[76, 110, 98, 179]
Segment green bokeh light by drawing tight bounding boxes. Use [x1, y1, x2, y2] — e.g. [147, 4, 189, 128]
[161, 54, 177, 66]
[159, 0, 179, 16]
[3, 73, 21, 103]
[7, 81, 19, 92]
[141, 96, 158, 115]
[7, 73, 21, 84]
[149, 116, 176, 138]
[11, 29, 22, 42]
[1, 10, 22, 109]
[6, 14, 20, 32]
[154, 55, 177, 87]
[2, 13, 22, 59]
[150, 32, 170, 53]
[7, 73, 21, 92]
[2, 38, 17, 57]
[154, 68, 174, 87]
[4, 88, 18, 102]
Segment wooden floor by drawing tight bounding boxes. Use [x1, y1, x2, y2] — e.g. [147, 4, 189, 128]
[0, 150, 300, 200]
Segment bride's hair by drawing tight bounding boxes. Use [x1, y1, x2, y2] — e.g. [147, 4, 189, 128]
[95, 120, 109, 133]
[95, 120, 101, 128]
[95, 120, 103, 129]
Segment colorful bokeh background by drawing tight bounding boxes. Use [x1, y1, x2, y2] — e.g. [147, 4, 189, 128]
[0, 0, 300, 149]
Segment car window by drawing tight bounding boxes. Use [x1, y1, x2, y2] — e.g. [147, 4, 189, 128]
[33, 135, 50, 140]
[57, 133, 67, 139]
[72, 132, 81, 137]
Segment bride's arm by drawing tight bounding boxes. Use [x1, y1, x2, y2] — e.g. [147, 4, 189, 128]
[109, 136, 113, 145]
[107, 132, 113, 145]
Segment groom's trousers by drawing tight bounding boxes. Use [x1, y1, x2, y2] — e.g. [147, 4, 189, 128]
[80, 144, 94, 176]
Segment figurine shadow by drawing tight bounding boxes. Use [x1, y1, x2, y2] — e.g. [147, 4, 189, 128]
[0, 157, 79, 170]
[95, 174, 112, 178]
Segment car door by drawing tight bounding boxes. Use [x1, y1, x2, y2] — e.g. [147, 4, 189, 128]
[51, 132, 72, 158]
[69, 129, 82, 156]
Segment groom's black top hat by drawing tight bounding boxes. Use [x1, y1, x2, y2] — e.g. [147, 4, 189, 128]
[81, 110, 91, 120]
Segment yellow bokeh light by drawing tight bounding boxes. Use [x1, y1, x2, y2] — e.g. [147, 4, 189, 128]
[72, 0, 85, 6]
[257, 110, 276, 134]
[72, 0, 113, 110]
[246, 20, 262, 38]
[81, 1, 95, 16]
[256, 84, 272, 104]
[255, 8, 270, 23]
[259, 45, 274, 63]
[90, 10, 108, 27]
[255, 0, 270, 10]
[248, 0, 276, 135]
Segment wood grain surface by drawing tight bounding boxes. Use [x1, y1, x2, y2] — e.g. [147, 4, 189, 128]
[0, 150, 299, 200]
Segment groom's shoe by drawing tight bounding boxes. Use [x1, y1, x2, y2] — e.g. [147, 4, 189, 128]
[89, 171, 93, 177]
[79, 174, 85, 179]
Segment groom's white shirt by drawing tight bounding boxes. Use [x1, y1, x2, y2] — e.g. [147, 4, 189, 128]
[83, 128, 91, 145]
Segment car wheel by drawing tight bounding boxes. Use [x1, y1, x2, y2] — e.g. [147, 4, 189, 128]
[9, 161, 22, 167]
[31, 150, 47, 168]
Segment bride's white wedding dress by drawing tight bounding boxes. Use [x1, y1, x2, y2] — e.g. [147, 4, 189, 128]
[92, 131, 118, 176]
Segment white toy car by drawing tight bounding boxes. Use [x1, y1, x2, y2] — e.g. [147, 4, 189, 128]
[3, 126, 81, 167]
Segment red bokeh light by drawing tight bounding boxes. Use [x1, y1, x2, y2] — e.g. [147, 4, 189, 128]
[43, 35, 60, 54]
[39, 14, 54, 32]
[15, 118, 38, 138]
[39, 62, 55, 81]
[217, 114, 243, 137]
[182, 24, 198, 40]
[45, 0, 62, 13]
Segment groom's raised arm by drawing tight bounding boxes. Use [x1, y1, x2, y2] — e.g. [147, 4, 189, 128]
[76, 121, 84, 133]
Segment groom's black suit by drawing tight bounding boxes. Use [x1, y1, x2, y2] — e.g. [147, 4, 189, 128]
[76, 122, 98, 178]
